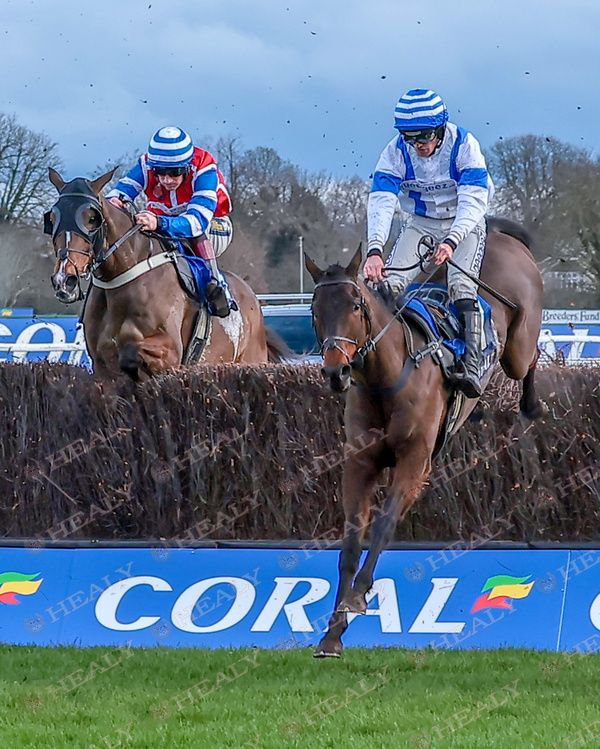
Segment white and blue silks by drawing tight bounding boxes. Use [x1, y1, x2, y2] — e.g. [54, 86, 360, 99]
[367, 122, 494, 300]
[368, 122, 494, 253]
[393, 89, 448, 130]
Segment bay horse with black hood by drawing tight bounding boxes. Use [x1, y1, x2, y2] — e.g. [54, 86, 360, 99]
[306, 218, 543, 657]
[46, 168, 289, 379]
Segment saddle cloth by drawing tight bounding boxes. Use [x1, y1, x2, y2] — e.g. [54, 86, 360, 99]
[173, 252, 213, 303]
[403, 283, 500, 381]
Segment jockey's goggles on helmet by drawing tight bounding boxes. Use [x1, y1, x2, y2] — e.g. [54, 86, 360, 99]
[401, 129, 438, 144]
[151, 166, 188, 177]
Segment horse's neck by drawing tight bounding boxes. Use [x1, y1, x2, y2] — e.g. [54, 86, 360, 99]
[100, 201, 155, 277]
[361, 287, 408, 384]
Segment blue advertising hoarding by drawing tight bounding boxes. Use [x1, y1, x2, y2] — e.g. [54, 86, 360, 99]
[552, 551, 600, 653]
[0, 311, 599, 365]
[0, 316, 91, 367]
[2, 546, 595, 651]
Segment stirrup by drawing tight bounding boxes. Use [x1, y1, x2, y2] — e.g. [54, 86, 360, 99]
[451, 369, 482, 398]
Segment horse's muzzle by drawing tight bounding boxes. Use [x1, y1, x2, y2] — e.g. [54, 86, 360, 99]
[322, 364, 352, 392]
[51, 272, 80, 304]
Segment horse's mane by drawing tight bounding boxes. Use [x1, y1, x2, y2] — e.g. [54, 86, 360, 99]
[321, 264, 349, 280]
[320, 264, 398, 320]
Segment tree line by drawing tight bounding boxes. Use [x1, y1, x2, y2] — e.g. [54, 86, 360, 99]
[1, 111, 599, 310]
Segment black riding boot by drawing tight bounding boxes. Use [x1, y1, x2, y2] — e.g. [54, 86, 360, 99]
[204, 252, 231, 318]
[205, 279, 231, 318]
[453, 298, 483, 398]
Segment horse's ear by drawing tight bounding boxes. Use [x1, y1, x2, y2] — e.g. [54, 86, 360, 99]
[345, 243, 363, 279]
[90, 167, 118, 195]
[304, 253, 324, 283]
[48, 167, 66, 192]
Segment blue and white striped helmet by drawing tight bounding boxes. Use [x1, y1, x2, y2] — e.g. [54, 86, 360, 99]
[147, 126, 194, 168]
[394, 89, 448, 131]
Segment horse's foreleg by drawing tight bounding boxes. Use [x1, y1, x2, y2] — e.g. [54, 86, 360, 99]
[314, 457, 378, 658]
[341, 446, 430, 614]
[118, 333, 182, 380]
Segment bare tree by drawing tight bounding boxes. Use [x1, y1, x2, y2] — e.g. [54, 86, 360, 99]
[0, 113, 63, 224]
[487, 134, 600, 304]
[0, 223, 75, 313]
[323, 175, 369, 227]
[94, 150, 144, 210]
[488, 136, 588, 257]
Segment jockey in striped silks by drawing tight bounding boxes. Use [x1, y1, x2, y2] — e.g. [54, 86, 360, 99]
[364, 89, 495, 397]
[107, 126, 235, 317]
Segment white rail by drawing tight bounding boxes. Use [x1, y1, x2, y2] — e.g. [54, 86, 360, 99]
[0, 343, 84, 352]
[257, 293, 314, 303]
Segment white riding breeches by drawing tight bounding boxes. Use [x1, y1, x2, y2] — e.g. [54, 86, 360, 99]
[209, 216, 233, 257]
[384, 216, 486, 301]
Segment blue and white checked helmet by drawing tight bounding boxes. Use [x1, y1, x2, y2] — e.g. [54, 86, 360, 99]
[394, 89, 448, 131]
[147, 126, 194, 168]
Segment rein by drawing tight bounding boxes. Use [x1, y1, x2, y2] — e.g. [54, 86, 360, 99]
[351, 236, 439, 368]
[313, 237, 438, 366]
[352, 232, 517, 363]
[351, 264, 440, 369]
[90, 223, 143, 274]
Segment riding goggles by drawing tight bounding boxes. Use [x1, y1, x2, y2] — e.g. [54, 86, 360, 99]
[151, 166, 188, 177]
[401, 129, 438, 144]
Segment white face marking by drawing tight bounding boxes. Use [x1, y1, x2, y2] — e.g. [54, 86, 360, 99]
[56, 231, 72, 283]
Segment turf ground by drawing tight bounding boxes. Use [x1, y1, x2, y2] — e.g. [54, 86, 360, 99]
[1, 645, 598, 748]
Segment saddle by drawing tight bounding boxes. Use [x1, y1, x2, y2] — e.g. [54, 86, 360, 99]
[401, 283, 498, 381]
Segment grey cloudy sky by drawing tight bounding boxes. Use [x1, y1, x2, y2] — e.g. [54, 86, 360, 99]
[1, 0, 597, 180]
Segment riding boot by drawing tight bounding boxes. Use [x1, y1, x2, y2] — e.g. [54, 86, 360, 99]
[192, 236, 231, 318]
[453, 298, 483, 398]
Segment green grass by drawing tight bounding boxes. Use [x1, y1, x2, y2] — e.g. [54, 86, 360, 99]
[1, 645, 598, 748]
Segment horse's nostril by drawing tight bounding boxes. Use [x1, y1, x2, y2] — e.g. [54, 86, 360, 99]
[340, 365, 351, 379]
[65, 276, 78, 292]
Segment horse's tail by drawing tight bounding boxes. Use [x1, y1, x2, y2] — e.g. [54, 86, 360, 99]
[265, 325, 295, 363]
[118, 342, 143, 381]
[487, 216, 533, 251]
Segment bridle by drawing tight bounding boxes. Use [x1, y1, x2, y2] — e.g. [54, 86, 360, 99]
[312, 238, 439, 369]
[44, 181, 141, 299]
[311, 278, 373, 365]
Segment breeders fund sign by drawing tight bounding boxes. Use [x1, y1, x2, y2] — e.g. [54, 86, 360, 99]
[4, 546, 597, 651]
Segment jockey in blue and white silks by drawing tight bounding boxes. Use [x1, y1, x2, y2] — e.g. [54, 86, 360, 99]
[364, 89, 495, 397]
[107, 126, 235, 317]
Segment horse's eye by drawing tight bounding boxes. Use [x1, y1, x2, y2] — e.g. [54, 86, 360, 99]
[86, 210, 101, 229]
[353, 303, 361, 312]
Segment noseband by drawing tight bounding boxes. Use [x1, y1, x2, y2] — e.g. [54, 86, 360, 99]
[312, 279, 373, 365]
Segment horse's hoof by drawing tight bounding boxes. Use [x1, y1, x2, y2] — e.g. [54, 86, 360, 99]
[313, 640, 343, 658]
[520, 398, 548, 420]
[337, 595, 367, 615]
